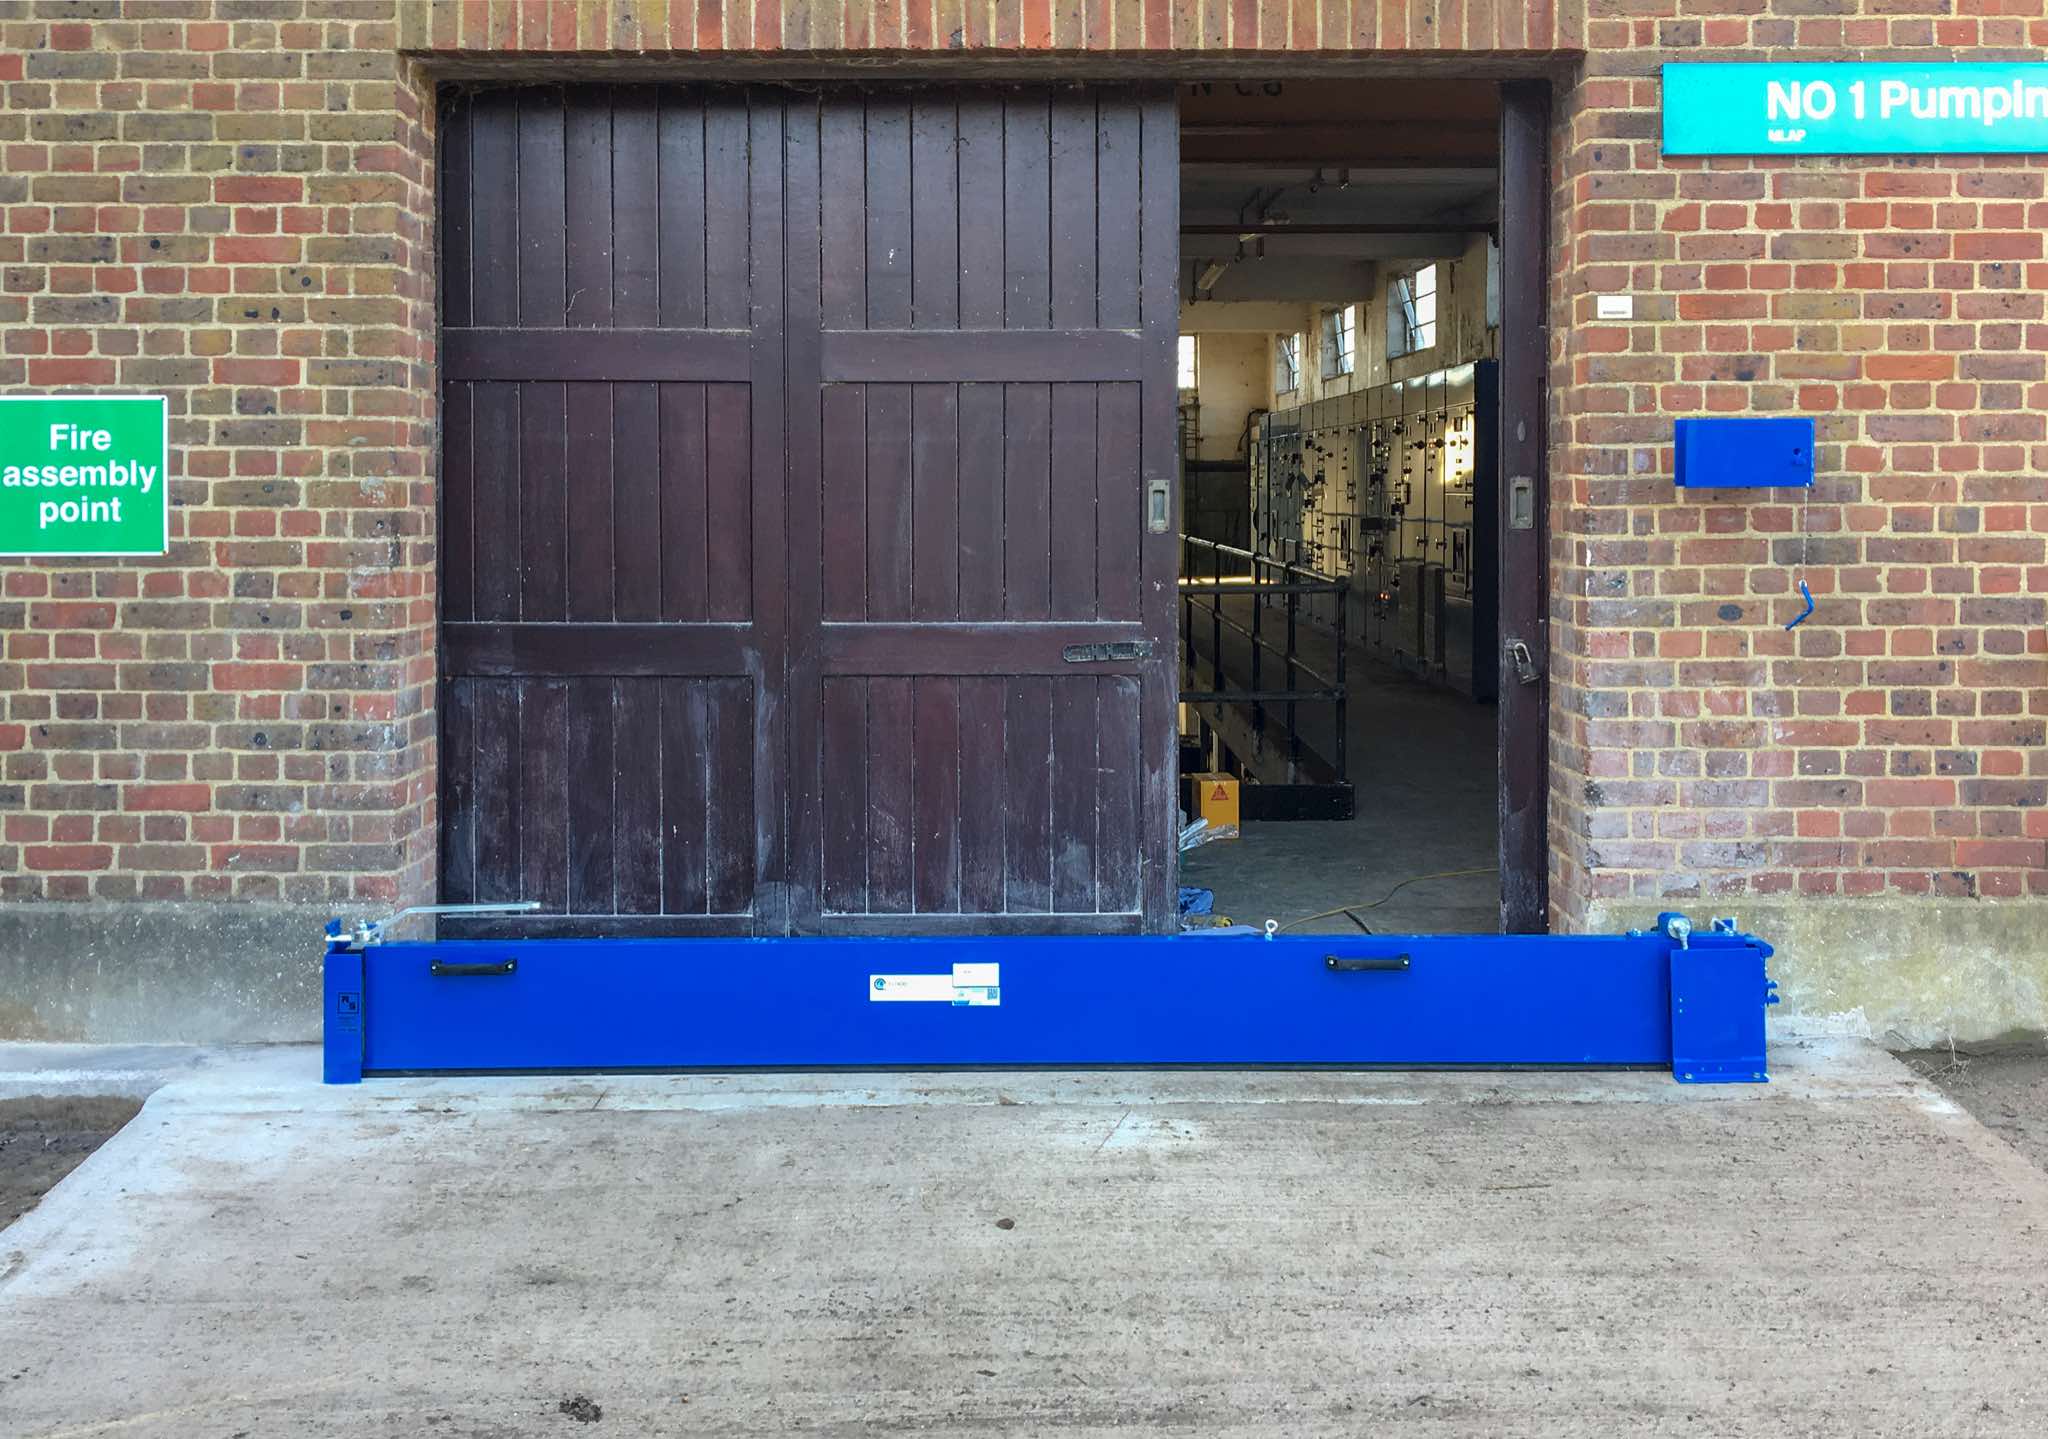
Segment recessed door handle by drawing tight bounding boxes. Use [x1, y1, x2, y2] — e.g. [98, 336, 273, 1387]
[1325, 955, 1411, 972]
[430, 959, 518, 977]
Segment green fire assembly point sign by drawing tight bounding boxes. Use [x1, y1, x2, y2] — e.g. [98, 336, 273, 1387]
[0, 395, 169, 556]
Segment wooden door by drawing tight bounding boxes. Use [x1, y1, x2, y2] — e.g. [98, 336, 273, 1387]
[437, 88, 788, 935]
[437, 85, 1178, 937]
[785, 89, 1180, 934]
[1497, 82, 1551, 933]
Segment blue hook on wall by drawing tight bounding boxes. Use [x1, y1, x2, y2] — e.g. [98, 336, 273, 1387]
[1784, 580, 1815, 631]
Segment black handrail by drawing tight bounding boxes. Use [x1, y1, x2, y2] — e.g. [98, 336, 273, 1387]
[1178, 535, 1348, 784]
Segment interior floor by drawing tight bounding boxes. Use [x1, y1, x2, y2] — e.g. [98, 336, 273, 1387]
[1181, 656, 1499, 934]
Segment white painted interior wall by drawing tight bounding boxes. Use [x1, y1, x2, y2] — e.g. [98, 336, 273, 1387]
[1179, 233, 1500, 429]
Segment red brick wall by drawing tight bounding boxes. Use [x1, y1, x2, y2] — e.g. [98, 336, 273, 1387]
[1547, 4, 2048, 925]
[2, 0, 2044, 948]
[0, 2, 438, 910]
[396, 0, 1576, 52]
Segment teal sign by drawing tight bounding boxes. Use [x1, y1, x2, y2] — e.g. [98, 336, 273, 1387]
[0, 395, 168, 556]
[1664, 63, 2048, 155]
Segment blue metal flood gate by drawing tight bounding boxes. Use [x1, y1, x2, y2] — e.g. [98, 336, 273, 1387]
[322, 912, 1776, 1085]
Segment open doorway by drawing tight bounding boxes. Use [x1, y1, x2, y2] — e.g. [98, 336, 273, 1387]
[1173, 79, 1541, 937]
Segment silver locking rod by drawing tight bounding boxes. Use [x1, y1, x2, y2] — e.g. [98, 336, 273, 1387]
[348, 901, 541, 948]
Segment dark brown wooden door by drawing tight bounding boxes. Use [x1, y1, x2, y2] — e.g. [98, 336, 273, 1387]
[438, 88, 788, 935]
[785, 88, 1179, 935]
[438, 85, 1177, 937]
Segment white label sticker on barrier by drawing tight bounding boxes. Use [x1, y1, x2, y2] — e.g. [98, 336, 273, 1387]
[869, 964, 1001, 1006]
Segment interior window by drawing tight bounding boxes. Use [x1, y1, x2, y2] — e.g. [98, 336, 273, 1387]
[1320, 305, 1356, 379]
[1388, 264, 1439, 359]
[1274, 331, 1302, 394]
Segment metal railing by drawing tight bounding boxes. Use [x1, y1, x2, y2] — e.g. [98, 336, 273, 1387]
[1178, 535, 1348, 783]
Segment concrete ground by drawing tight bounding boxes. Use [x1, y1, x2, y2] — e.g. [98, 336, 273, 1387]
[3, 1036, 2046, 1437]
[1182, 652, 1499, 933]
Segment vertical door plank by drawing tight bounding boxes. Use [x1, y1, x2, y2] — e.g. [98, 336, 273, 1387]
[519, 678, 569, 912]
[474, 679, 521, 905]
[784, 96, 827, 932]
[820, 385, 867, 621]
[657, 94, 708, 329]
[957, 676, 1007, 913]
[439, 679, 478, 904]
[955, 382, 1004, 620]
[1048, 92, 1098, 330]
[910, 384, 959, 621]
[956, 98, 1004, 329]
[866, 676, 915, 913]
[439, 97, 473, 328]
[1002, 94, 1051, 328]
[659, 383, 708, 623]
[1050, 678, 1099, 913]
[1095, 95, 1141, 332]
[1095, 674, 1142, 913]
[612, 92, 660, 325]
[566, 681, 616, 913]
[819, 97, 867, 331]
[660, 679, 709, 915]
[909, 97, 960, 329]
[1002, 680, 1053, 912]
[613, 678, 663, 914]
[468, 92, 519, 327]
[864, 96, 914, 329]
[820, 676, 869, 912]
[442, 383, 475, 622]
[704, 94, 751, 331]
[516, 93, 566, 327]
[745, 92, 789, 933]
[865, 383, 913, 621]
[564, 88, 614, 329]
[704, 678, 756, 915]
[613, 383, 662, 621]
[1094, 382, 1140, 621]
[912, 675, 961, 913]
[1003, 383, 1052, 621]
[471, 384, 521, 622]
[704, 383, 752, 622]
[565, 382, 614, 621]
[1498, 82, 1551, 933]
[517, 381, 566, 621]
[1049, 384, 1097, 620]
[1135, 90, 1181, 933]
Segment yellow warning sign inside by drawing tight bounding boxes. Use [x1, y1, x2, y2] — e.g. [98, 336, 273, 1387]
[1187, 772, 1240, 831]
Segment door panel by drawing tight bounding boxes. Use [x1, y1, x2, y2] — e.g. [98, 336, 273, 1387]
[438, 87, 785, 935]
[787, 88, 1178, 935]
[439, 84, 1175, 936]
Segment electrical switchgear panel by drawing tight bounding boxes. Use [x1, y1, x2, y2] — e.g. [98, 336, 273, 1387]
[1249, 360, 1498, 701]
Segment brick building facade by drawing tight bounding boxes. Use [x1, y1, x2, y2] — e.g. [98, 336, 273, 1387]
[1, 0, 2043, 1044]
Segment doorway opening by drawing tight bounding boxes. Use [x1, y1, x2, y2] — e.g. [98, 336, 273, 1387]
[1172, 79, 1543, 937]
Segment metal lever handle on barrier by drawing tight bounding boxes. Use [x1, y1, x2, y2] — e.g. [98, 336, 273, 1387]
[1325, 955, 1412, 972]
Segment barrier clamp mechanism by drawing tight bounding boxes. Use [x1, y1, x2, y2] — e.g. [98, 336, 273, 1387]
[322, 902, 538, 1083]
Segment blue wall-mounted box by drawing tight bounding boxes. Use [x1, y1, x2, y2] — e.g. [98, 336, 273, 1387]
[1673, 416, 1815, 489]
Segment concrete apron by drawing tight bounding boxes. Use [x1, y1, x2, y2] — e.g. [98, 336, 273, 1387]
[1, 1039, 2043, 1438]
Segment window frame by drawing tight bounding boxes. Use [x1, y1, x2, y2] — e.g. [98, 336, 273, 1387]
[1319, 305, 1356, 380]
[1274, 331, 1302, 395]
[1388, 264, 1440, 360]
